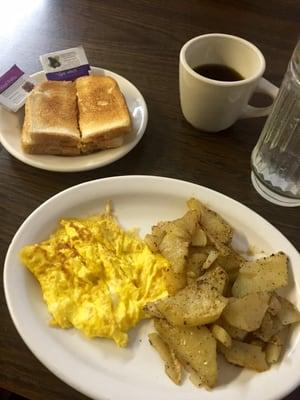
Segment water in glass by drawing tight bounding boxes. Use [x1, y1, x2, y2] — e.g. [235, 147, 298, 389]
[251, 40, 300, 206]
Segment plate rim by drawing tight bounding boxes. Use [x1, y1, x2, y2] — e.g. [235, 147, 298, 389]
[4, 175, 300, 400]
[0, 67, 148, 172]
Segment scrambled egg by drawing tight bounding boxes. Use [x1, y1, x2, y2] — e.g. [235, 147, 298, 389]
[20, 210, 169, 347]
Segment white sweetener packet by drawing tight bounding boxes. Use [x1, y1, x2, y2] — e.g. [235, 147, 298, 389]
[39, 46, 91, 81]
[0, 65, 35, 112]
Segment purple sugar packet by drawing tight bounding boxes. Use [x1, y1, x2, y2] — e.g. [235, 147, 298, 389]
[46, 64, 91, 81]
[40, 46, 91, 81]
[0, 65, 35, 112]
[0, 65, 24, 94]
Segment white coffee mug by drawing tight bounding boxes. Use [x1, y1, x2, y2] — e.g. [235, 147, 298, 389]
[179, 33, 279, 132]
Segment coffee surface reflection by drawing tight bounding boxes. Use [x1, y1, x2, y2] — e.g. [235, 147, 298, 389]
[193, 64, 244, 81]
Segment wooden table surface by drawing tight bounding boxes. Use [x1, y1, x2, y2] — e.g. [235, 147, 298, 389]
[0, 1, 299, 399]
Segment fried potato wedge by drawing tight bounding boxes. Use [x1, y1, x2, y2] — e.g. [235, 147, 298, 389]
[211, 324, 232, 348]
[165, 269, 187, 295]
[248, 339, 265, 348]
[253, 312, 283, 342]
[277, 296, 300, 325]
[144, 223, 166, 252]
[151, 282, 228, 326]
[154, 319, 217, 388]
[219, 340, 269, 372]
[159, 233, 189, 274]
[217, 318, 248, 340]
[202, 250, 219, 270]
[232, 252, 288, 297]
[186, 250, 207, 280]
[191, 227, 207, 247]
[197, 266, 228, 295]
[189, 370, 204, 388]
[148, 332, 182, 384]
[205, 233, 231, 257]
[144, 302, 164, 319]
[149, 210, 200, 274]
[146, 199, 298, 389]
[222, 293, 270, 332]
[268, 294, 282, 316]
[265, 342, 282, 364]
[269, 327, 289, 346]
[187, 198, 232, 244]
[216, 248, 245, 273]
[171, 209, 200, 238]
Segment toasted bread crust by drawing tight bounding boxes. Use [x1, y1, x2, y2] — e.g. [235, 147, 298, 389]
[80, 136, 124, 154]
[21, 112, 80, 155]
[76, 76, 132, 141]
[27, 81, 80, 146]
[22, 76, 132, 156]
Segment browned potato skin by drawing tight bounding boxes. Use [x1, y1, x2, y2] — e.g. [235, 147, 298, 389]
[154, 318, 217, 388]
[219, 340, 269, 372]
[222, 293, 270, 332]
[232, 252, 288, 298]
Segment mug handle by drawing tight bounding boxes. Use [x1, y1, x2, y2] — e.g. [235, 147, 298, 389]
[241, 78, 279, 119]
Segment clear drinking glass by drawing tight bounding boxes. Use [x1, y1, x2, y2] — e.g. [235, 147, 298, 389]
[251, 39, 300, 206]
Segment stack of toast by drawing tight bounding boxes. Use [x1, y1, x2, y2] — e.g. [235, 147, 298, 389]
[22, 76, 132, 155]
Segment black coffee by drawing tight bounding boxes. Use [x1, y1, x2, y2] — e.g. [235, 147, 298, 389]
[193, 64, 244, 81]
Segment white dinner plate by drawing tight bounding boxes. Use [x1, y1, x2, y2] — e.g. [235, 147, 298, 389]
[4, 176, 300, 400]
[0, 67, 148, 172]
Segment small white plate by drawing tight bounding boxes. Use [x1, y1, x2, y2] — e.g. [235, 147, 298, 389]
[0, 67, 148, 172]
[4, 176, 300, 400]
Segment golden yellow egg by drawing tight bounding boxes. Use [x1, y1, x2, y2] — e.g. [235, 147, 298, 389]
[20, 211, 169, 347]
